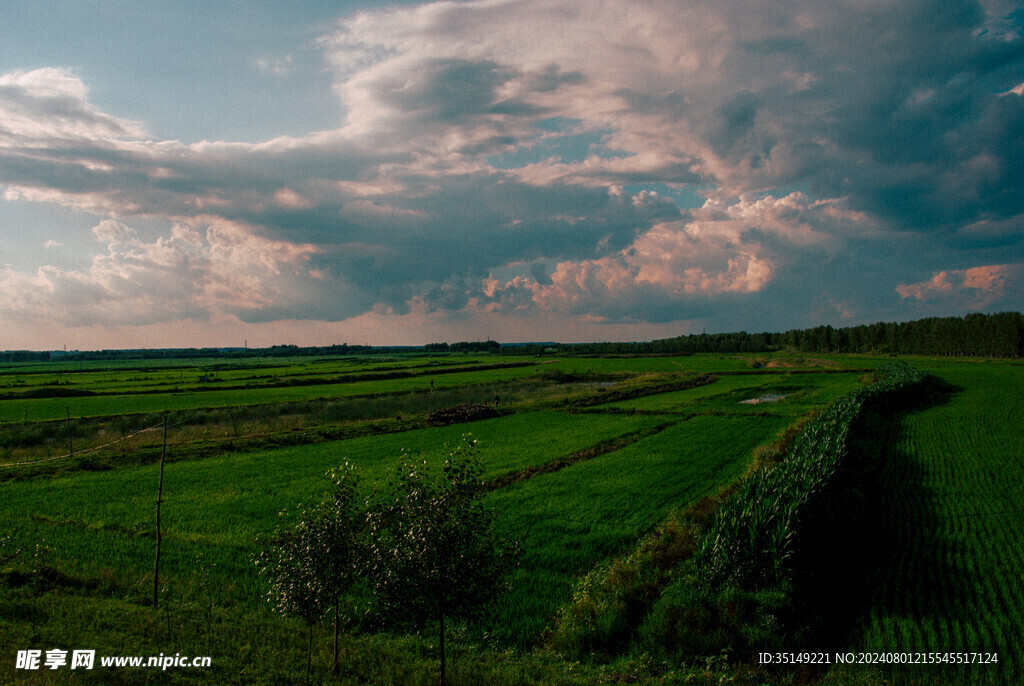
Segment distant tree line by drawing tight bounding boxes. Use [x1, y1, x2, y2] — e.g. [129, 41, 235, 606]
[424, 340, 501, 353]
[0, 351, 51, 363]
[259, 344, 377, 357]
[500, 312, 1024, 358]
[774, 312, 1023, 357]
[8, 343, 381, 363]
[550, 331, 774, 356]
[3, 313, 1021, 361]
[5, 341, 503, 362]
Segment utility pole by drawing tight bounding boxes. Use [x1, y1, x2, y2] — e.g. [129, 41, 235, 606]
[153, 416, 167, 608]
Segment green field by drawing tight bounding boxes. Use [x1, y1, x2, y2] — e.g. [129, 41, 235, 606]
[0, 352, 1020, 685]
[0, 411, 669, 596]
[0, 351, 864, 424]
[597, 370, 866, 416]
[487, 413, 794, 643]
[0, 360, 540, 423]
[834, 362, 1024, 685]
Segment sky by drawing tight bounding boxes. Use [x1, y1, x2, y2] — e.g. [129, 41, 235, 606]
[1, 0, 1022, 350]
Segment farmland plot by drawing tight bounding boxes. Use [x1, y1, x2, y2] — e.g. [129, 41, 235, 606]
[0, 361, 538, 423]
[1, 352, 1016, 685]
[486, 413, 794, 643]
[597, 371, 864, 417]
[840, 363, 1024, 685]
[0, 410, 668, 602]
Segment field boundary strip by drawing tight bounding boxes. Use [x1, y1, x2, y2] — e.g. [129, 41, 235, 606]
[714, 367, 874, 376]
[0, 418, 187, 469]
[0, 360, 537, 402]
[482, 420, 679, 492]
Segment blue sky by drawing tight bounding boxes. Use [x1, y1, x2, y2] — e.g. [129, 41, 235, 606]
[1, 0, 1022, 349]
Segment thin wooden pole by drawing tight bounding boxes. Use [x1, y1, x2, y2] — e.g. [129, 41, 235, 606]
[306, 623, 313, 682]
[153, 416, 167, 608]
[439, 612, 446, 686]
[333, 600, 340, 675]
[66, 408, 73, 458]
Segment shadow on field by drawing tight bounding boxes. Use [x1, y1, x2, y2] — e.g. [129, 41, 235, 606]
[789, 375, 964, 653]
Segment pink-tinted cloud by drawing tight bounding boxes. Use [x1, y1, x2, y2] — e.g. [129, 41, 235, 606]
[896, 263, 1022, 310]
[0, 219, 322, 327]
[463, 192, 868, 322]
[1, 0, 1022, 344]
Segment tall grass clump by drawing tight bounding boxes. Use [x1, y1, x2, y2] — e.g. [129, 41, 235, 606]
[639, 361, 925, 659]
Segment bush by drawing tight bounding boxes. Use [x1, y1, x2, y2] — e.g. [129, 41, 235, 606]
[638, 580, 789, 659]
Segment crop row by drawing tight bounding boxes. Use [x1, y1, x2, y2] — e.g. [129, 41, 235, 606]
[618, 362, 926, 661]
[849, 362, 1024, 684]
[694, 361, 925, 590]
[544, 363, 924, 661]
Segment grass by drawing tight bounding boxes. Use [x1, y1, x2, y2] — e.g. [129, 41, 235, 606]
[833, 362, 1024, 685]
[0, 351, 870, 424]
[0, 376, 620, 469]
[486, 413, 794, 645]
[598, 372, 866, 417]
[0, 355, 480, 398]
[0, 411, 668, 609]
[0, 352, 1019, 685]
[0, 365, 544, 423]
[532, 352, 871, 375]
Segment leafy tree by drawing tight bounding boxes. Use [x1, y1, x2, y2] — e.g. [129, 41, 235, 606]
[257, 444, 515, 684]
[256, 462, 365, 678]
[366, 437, 515, 686]
[257, 504, 327, 679]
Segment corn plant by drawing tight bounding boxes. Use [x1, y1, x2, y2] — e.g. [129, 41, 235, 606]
[697, 362, 924, 590]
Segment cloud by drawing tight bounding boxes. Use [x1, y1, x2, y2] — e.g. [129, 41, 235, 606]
[0, 1, 1022, 337]
[896, 263, 1023, 310]
[255, 56, 294, 76]
[0, 68, 147, 142]
[0, 219, 325, 327]
[467, 192, 868, 322]
[323, 0, 1024, 224]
